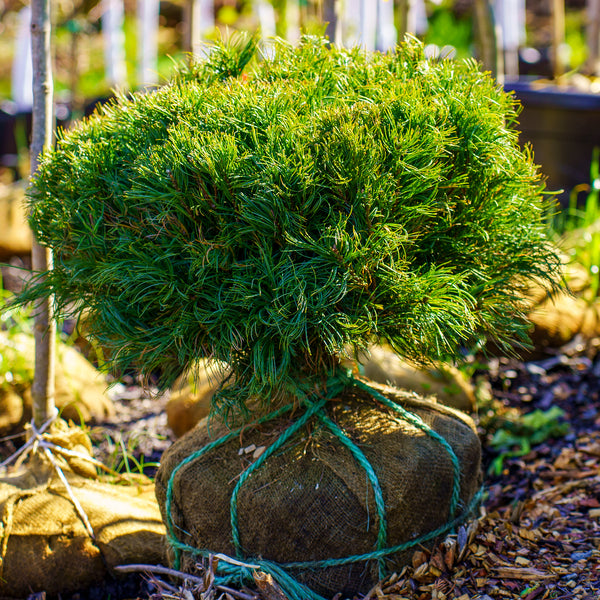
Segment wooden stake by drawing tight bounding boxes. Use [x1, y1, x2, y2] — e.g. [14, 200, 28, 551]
[586, 0, 600, 76]
[552, 0, 566, 78]
[473, 0, 499, 80]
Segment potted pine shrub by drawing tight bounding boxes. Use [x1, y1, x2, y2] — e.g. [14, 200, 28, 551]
[20, 35, 560, 599]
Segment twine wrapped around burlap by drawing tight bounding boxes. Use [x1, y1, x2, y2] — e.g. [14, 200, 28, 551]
[155, 373, 482, 600]
[0, 459, 166, 598]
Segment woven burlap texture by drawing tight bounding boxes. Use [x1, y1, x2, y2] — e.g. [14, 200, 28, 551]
[0, 461, 166, 598]
[155, 381, 482, 599]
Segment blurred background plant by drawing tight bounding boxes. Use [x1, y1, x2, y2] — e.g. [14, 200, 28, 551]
[547, 147, 600, 300]
[0, 276, 33, 390]
[0, 1, 598, 196]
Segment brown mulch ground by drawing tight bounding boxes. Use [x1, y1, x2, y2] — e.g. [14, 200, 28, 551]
[351, 341, 600, 600]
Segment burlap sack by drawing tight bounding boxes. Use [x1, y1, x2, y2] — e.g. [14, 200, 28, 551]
[0, 184, 30, 259]
[522, 255, 600, 353]
[166, 352, 475, 438]
[0, 332, 114, 434]
[166, 360, 222, 437]
[0, 463, 166, 599]
[156, 380, 482, 598]
[528, 292, 600, 350]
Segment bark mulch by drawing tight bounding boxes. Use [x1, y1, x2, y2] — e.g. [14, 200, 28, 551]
[350, 341, 600, 600]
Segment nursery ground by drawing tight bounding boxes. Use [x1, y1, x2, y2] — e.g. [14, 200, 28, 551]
[1, 339, 600, 600]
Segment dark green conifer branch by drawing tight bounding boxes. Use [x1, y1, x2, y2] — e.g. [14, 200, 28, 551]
[19, 36, 561, 418]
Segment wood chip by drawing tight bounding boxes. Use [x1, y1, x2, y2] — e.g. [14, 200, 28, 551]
[252, 445, 266, 460]
[243, 444, 256, 455]
[493, 567, 555, 581]
[252, 571, 289, 600]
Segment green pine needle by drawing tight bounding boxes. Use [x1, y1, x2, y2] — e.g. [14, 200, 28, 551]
[18, 36, 561, 417]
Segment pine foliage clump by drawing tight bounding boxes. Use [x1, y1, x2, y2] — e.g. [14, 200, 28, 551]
[24, 36, 560, 415]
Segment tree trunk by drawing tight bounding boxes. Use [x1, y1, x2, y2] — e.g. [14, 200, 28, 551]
[137, 0, 160, 88]
[286, 0, 300, 44]
[12, 6, 33, 113]
[30, 0, 56, 429]
[322, 0, 338, 43]
[396, 0, 409, 41]
[473, 0, 499, 80]
[360, 0, 376, 51]
[256, 0, 277, 39]
[101, 0, 127, 89]
[586, 0, 600, 75]
[551, 0, 565, 78]
[184, 0, 214, 57]
[377, 0, 397, 51]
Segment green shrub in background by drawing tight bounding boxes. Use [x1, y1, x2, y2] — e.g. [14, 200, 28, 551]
[548, 147, 600, 300]
[0, 283, 33, 390]
[20, 35, 560, 418]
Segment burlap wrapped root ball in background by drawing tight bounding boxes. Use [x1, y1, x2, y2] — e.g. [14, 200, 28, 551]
[166, 350, 476, 438]
[0, 474, 166, 598]
[0, 331, 114, 435]
[0, 423, 165, 598]
[156, 382, 481, 599]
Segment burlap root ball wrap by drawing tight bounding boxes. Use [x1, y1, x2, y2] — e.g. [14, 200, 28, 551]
[155, 377, 482, 599]
[0, 473, 166, 598]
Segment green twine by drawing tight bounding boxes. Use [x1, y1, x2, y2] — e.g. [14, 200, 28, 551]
[315, 411, 389, 579]
[164, 370, 480, 600]
[352, 378, 463, 519]
[164, 401, 296, 565]
[229, 395, 330, 557]
[164, 488, 483, 600]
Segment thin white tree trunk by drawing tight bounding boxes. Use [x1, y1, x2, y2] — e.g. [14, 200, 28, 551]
[102, 0, 127, 89]
[188, 0, 215, 57]
[256, 0, 277, 39]
[586, 0, 600, 75]
[30, 0, 56, 429]
[342, 0, 361, 47]
[338, 0, 374, 50]
[12, 6, 33, 112]
[286, 0, 300, 44]
[137, 0, 160, 88]
[407, 0, 428, 37]
[355, 0, 376, 51]
[376, 0, 397, 51]
[494, 0, 525, 78]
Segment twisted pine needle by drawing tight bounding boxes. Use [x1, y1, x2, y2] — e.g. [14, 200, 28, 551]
[17, 34, 562, 418]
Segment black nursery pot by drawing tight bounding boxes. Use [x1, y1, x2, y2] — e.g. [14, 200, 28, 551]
[505, 79, 600, 205]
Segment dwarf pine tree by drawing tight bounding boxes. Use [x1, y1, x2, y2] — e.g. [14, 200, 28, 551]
[21, 35, 560, 417]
